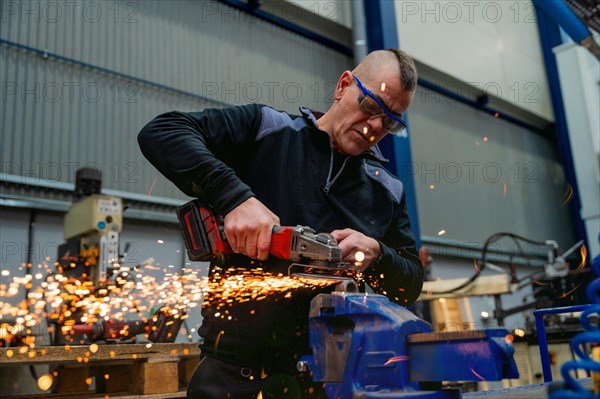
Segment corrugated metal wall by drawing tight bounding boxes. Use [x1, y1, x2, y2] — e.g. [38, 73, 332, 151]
[408, 85, 576, 249]
[1, 0, 352, 200]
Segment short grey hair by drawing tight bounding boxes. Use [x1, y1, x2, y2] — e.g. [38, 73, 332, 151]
[385, 48, 418, 92]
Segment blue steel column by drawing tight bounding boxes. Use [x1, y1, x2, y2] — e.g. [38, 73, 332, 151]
[363, 0, 422, 246]
[533, 6, 589, 253]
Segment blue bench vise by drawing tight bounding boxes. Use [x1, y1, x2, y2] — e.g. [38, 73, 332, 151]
[299, 292, 519, 398]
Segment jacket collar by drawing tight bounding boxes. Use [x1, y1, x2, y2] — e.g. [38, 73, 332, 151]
[299, 107, 389, 163]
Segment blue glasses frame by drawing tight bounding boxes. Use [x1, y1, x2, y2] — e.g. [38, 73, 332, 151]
[352, 75, 407, 134]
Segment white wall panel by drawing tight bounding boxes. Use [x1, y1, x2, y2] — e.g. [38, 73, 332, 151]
[407, 85, 576, 249]
[394, 0, 553, 121]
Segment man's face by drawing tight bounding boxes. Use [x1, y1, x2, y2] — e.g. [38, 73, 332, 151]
[329, 70, 414, 156]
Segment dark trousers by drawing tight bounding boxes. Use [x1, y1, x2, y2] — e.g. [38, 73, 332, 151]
[187, 355, 329, 399]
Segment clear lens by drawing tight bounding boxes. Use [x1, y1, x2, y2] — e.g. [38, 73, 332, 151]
[359, 94, 405, 134]
[359, 95, 382, 115]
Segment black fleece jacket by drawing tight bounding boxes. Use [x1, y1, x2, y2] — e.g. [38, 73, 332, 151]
[138, 104, 423, 366]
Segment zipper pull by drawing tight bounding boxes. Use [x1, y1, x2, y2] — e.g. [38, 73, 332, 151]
[323, 185, 330, 194]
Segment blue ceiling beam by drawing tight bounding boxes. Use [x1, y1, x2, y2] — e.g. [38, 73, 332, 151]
[533, 4, 588, 252]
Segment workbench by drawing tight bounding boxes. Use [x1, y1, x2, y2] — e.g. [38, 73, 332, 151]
[0, 343, 201, 398]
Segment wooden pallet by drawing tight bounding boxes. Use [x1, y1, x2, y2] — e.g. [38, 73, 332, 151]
[0, 343, 200, 398]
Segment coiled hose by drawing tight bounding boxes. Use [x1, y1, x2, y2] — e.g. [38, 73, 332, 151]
[549, 256, 600, 399]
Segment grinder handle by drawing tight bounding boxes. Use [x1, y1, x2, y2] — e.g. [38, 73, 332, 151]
[269, 226, 294, 261]
[219, 225, 292, 260]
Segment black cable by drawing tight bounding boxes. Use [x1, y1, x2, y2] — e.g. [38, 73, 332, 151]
[424, 232, 549, 295]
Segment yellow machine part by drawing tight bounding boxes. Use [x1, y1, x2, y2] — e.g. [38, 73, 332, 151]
[63, 195, 122, 240]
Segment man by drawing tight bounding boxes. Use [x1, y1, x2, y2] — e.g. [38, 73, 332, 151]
[138, 49, 423, 398]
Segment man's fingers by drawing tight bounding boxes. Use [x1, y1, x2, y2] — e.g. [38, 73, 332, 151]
[256, 228, 272, 261]
[330, 228, 355, 242]
[245, 237, 257, 259]
[224, 228, 239, 254]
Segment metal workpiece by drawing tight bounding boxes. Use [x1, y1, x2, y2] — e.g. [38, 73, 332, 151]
[302, 292, 519, 398]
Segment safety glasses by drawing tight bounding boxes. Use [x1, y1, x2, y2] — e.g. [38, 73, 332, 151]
[353, 75, 407, 134]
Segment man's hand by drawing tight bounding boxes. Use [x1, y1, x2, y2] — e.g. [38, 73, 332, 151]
[330, 228, 381, 271]
[224, 197, 280, 260]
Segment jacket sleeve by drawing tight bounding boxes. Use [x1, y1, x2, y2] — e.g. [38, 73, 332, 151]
[137, 104, 263, 215]
[364, 193, 424, 306]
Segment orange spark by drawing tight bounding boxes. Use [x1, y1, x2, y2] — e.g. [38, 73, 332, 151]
[148, 177, 157, 196]
[561, 184, 574, 206]
[470, 368, 486, 381]
[559, 283, 583, 299]
[214, 330, 224, 352]
[573, 245, 587, 273]
[383, 355, 409, 366]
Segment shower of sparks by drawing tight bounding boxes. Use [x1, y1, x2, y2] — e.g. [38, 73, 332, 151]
[0, 261, 337, 345]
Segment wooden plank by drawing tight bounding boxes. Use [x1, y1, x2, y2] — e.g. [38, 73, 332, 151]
[132, 361, 178, 395]
[0, 343, 200, 365]
[419, 275, 511, 301]
[95, 365, 133, 393]
[178, 357, 200, 386]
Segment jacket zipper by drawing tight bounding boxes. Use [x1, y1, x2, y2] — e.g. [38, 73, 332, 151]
[323, 147, 349, 194]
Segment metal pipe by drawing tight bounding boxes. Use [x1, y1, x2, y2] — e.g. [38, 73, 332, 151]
[417, 79, 548, 136]
[351, 0, 367, 64]
[421, 235, 548, 266]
